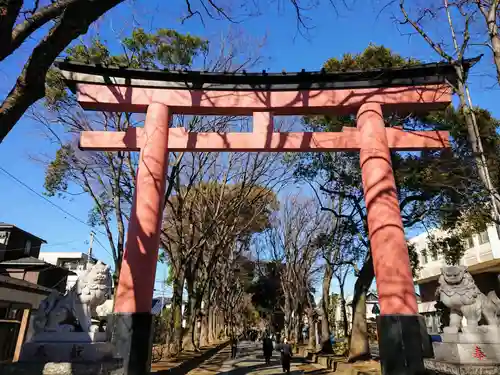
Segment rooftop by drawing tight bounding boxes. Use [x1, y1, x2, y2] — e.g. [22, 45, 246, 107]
[39, 251, 98, 262]
[0, 274, 55, 294]
[54, 57, 481, 92]
[151, 296, 172, 315]
[0, 256, 47, 265]
[0, 222, 47, 243]
[0, 256, 76, 275]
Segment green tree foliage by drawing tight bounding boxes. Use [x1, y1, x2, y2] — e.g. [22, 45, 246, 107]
[323, 44, 419, 71]
[250, 261, 286, 330]
[44, 144, 72, 196]
[45, 29, 208, 108]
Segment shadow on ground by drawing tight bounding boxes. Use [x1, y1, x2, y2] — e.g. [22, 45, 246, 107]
[154, 342, 230, 374]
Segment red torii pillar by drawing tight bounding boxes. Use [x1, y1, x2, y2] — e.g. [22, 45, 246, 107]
[74, 82, 451, 375]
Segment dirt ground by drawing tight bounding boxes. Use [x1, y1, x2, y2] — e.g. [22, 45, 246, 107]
[151, 341, 382, 375]
[151, 341, 225, 373]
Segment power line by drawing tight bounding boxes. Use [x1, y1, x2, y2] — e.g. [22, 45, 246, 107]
[92, 235, 116, 262]
[0, 240, 83, 253]
[0, 167, 169, 277]
[0, 166, 107, 237]
[0, 166, 118, 267]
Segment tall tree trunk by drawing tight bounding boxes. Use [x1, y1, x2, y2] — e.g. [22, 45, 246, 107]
[307, 311, 315, 349]
[339, 283, 349, 337]
[171, 268, 185, 354]
[192, 290, 204, 350]
[216, 311, 222, 340]
[348, 255, 374, 362]
[454, 65, 500, 222]
[284, 297, 291, 340]
[320, 265, 333, 353]
[111, 154, 125, 283]
[293, 313, 301, 344]
[492, 34, 500, 85]
[183, 284, 197, 350]
[193, 311, 201, 350]
[208, 306, 215, 343]
[201, 307, 209, 346]
[215, 311, 221, 340]
[477, 1, 500, 84]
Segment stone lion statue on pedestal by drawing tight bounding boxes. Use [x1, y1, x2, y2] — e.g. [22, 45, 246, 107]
[33, 261, 112, 334]
[436, 265, 500, 333]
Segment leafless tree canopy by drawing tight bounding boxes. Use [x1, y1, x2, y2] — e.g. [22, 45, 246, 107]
[0, 0, 346, 143]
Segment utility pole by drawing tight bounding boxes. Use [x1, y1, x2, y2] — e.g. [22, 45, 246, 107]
[86, 231, 95, 270]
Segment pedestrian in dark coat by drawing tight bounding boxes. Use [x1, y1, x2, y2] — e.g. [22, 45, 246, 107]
[262, 336, 273, 364]
[280, 338, 293, 374]
[230, 335, 238, 359]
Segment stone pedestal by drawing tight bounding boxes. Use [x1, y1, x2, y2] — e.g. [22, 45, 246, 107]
[432, 326, 500, 365]
[427, 326, 500, 374]
[31, 332, 107, 343]
[433, 342, 500, 364]
[441, 330, 500, 344]
[19, 331, 113, 363]
[424, 358, 500, 375]
[0, 360, 123, 375]
[20, 342, 114, 362]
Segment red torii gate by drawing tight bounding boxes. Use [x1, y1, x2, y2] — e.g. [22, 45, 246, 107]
[56, 60, 470, 375]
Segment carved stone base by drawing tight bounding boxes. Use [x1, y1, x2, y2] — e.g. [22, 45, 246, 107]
[0, 361, 123, 375]
[19, 342, 114, 363]
[441, 326, 500, 344]
[424, 359, 500, 375]
[433, 342, 500, 364]
[32, 332, 107, 343]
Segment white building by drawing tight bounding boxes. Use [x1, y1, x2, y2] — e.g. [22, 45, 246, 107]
[39, 252, 100, 291]
[410, 224, 500, 333]
[333, 292, 380, 337]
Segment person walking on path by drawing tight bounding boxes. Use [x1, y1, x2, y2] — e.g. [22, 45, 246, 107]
[262, 335, 273, 365]
[280, 338, 293, 374]
[230, 335, 238, 359]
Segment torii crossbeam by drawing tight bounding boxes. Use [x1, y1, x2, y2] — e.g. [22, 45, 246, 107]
[56, 59, 476, 375]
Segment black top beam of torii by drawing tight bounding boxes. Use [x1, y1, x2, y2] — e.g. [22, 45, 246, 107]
[54, 56, 480, 92]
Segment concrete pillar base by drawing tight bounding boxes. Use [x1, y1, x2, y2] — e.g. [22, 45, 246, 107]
[107, 312, 154, 375]
[377, 314, 431, 375]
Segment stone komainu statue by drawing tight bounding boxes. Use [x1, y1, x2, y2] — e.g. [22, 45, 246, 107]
[436, 265, 500, 333]
[33, 261, 112, 334]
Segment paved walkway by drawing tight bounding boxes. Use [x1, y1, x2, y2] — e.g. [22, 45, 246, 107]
[187, 341, 328, 375]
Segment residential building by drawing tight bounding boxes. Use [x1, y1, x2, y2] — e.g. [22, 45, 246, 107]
[0, 275, 53, 363]
[332, 292, 381, 337]
[151, 296, 172, 316]
[0, 223, 46, 262]
[39, 252, 98, 291]
[0, 257, 73, 294]
[0, 223, 72, 363]
[410, 224, 500, 334]
[152, 296, 187, 325]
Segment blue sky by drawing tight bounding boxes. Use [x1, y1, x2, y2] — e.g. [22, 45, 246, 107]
[1, 0, 499, 298]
